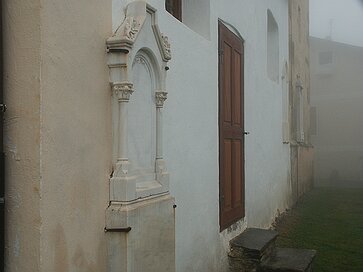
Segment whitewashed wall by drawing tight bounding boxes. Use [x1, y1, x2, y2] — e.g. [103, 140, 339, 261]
[112, 1, 290, 271]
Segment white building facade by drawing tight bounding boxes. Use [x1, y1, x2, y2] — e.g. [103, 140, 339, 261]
[3, 0, 299, 271]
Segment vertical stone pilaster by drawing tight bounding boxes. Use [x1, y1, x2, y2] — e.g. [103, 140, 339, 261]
[113, 82, 133, 157]
[155, 91, 167, 160]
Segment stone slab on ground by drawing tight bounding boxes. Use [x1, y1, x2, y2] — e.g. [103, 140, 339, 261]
[258, 248, 317, 272]
[229, 228, 279, 272]
[230, 228, 279, 252]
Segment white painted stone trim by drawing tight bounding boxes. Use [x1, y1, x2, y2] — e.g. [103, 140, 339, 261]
[106, 1, 171, 202]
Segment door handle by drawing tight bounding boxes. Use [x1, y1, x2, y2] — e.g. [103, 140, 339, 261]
[243, 131, 250, 135]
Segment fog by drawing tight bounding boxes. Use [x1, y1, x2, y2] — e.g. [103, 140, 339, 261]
[310, 0, 363, 187]
[310, 0, 363, 46]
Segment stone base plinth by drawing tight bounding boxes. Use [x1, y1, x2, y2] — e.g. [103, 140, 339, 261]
[106, 194, 175, 272]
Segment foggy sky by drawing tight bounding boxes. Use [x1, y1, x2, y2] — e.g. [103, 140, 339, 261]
[310, 0, 363, 46]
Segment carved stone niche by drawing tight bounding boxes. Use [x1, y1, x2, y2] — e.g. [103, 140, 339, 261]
[107, 1, 171, 203]
[105, 2, 175, 272]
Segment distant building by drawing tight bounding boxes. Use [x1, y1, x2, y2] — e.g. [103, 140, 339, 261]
[310, 37, 363, 187]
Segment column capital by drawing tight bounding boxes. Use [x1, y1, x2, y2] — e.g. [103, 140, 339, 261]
[112, 82, 134, 102]
[155, 91, 167, 108]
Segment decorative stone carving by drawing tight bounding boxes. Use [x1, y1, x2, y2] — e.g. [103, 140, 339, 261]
[295, 74, 304, 91]
[112, 82, 134, 102]
[161, 34, 171, 60]
[106, 3, 175, 271]
[123, 17, 141, 41]
[107, 2, 146, 51]
[114, 160, 130, 177]
[155, 91, 168, 108]
[134, 56, 146, 65]
[106, 2, 171, 201]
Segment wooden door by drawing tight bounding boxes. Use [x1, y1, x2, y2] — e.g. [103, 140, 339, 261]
[0, 0, 4, 269]
[218, 22, 245, 231]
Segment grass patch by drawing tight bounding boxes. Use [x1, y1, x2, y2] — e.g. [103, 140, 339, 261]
[274, 188, 363, 272]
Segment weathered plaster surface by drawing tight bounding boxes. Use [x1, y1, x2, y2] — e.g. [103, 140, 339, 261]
[3, 0, 41, 271]
[39, 0, 112, 271]
[297, 147, 314, 196]
[289, 0, 313, 202]
[5, 0, 112, 271]
[289, 0, 311, 143]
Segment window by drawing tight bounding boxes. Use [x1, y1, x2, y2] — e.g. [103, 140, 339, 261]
[267, 10, 279, 82]
[319, 51, 333, 65]
[165, 0, 182, 21]
[165, 0, 211, 39]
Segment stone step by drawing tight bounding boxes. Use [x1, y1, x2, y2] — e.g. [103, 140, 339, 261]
[258, 248, 317, 272]
[229, 228, 279, 272]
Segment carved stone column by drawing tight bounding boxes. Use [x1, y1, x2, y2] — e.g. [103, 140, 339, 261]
[155, 91, 168, 185]
[155, 91, 167, 159]
[112, 82, 134, 174]
[109, 82, 136, 202]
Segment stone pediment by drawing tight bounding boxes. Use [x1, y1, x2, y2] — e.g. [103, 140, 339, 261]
[107, 1, 171, 61]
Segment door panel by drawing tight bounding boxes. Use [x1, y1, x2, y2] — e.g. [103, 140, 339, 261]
[223, 43, 232, 124]
[233, 52, 242, 126]
[219, 22, 245, 231]
[223, 139, 232, 210]
[233, 140, 242, 205]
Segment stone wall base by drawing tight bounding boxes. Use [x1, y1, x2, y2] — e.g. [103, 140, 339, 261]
[106, 194, 175, 272]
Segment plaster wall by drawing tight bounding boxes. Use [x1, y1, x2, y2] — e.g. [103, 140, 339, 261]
[38, 1, 112, 271]
[112, 1, 291, 271]
[297, 146, 314, 197]
[288, 0, 313, 201]
[289, 0, 310, 143]
[310, 37, 363, 187]
[3, 0, 41, 271]
[4, 0, 112, 271]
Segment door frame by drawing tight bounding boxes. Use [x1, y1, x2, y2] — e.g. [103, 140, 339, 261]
[218, 20, 245, 231]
